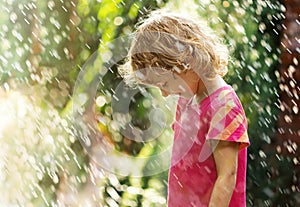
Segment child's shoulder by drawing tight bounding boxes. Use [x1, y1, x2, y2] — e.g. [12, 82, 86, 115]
[208, 85, 245, 115]
[176, 85, 242, 111]
[201, 85, 233, 105]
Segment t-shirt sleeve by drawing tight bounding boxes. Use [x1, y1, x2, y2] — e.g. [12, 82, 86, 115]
[206, 96, 250, 150]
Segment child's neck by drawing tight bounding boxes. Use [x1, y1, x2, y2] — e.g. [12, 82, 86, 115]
[195, 75, 227, 103]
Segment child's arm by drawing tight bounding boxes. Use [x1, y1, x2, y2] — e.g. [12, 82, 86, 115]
[208, 140, 239, 207]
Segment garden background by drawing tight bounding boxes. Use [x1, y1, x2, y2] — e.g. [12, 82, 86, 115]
[0, 0, 299, 206]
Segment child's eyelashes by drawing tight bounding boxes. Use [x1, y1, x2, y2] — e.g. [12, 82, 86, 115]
[157, 82, 168, 87]
[172, 72, 178, 79]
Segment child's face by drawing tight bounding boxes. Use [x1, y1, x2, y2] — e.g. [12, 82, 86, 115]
[136, 68, 200, 98]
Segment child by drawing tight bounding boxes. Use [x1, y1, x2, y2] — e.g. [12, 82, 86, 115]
[119, 10, 250, 207]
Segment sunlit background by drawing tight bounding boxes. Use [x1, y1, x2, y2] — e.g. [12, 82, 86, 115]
[0, 0, 299, 206]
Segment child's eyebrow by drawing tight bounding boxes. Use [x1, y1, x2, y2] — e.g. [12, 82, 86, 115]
[140, 79, 166, 87]
[138, 79, 154, 86]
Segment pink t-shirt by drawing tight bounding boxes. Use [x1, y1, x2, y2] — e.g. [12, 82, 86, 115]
[167, 85, 250, 207]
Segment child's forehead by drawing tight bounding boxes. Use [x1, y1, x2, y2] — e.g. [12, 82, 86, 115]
[136, 67, 166, 75]
[135, 68, 173, 83]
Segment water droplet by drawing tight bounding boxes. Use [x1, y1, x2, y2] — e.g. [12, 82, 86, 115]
[96, 96, 106, 107]
[292, 105, 298, 114]
[114, 16, 123, 26]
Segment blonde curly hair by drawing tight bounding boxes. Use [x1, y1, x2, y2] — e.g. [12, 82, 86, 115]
[119, 9, 229, 86]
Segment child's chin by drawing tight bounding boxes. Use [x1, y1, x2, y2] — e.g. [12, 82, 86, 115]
[179, 93, 194, 99]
